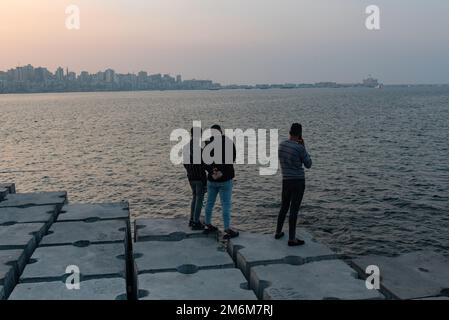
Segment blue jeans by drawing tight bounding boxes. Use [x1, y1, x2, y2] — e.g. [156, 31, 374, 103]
[205, 180, 233, 230]
[189, 181, 206, 223]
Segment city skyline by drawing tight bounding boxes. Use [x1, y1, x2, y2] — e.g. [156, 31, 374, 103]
[1, 1, 449, 85]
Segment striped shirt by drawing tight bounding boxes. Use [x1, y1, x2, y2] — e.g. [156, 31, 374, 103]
[278, 139, 312, 180]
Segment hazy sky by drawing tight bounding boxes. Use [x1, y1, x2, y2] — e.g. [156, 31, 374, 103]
[1, 0, 449, 84]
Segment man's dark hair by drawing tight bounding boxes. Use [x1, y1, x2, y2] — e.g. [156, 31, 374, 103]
[289, 123, 302, 137]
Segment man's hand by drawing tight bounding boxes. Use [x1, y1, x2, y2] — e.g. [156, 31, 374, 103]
[298, 138, 305, 145]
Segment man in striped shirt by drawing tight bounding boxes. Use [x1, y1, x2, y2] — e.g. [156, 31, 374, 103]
[276, 123, 312, 246]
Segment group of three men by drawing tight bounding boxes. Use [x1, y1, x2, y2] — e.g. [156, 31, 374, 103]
[183, 123, 312, 245]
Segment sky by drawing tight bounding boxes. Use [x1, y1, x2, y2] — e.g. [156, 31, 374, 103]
[1, 0, 449, 84]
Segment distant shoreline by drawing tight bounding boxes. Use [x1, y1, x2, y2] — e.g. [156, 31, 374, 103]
[1, 84, 448, 96]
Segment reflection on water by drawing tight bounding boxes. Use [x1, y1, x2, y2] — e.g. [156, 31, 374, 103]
[1, 88, 448, 257]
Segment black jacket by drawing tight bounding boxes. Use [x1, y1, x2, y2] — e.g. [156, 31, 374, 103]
[204, 135, 236, 182]
[183, 140, 207, 183]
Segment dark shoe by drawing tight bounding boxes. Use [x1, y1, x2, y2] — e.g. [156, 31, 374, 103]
[288, 238, 305, 246]
[223, 229, 240, 239]
[191, 222, 205, 231]
[204, 224, 218, 233]
[188, 219, 194, 227]
[274, 232, 285, 240]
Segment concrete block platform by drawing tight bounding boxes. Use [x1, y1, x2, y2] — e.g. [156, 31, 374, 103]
[19, 243, 126, 282]
[0, 183, 16, 195]
[40, 220, 128, 247]
[0, 205, 58, 225]
[134, 237, 234, 274]
[134, 218, 206, 242]
[9, 277, 127, 300]
[0, 250, 28, 300]
[351, 251, 449, 299]
[228, 231, 338, 278]
[57, 202, 129, 222]
[139, 269, 257, 300]
[0, 223, 47, 252]
[0, 192, 67, 209]
[250, 260, 384, 300]
[0, 188, 7, 201]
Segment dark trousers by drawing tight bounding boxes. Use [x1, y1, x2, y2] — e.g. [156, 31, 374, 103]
[276, 179, 305, 240]
[190, 180, 206, 223]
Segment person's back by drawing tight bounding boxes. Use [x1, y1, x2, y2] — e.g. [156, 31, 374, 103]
[278, 139, 312, 180]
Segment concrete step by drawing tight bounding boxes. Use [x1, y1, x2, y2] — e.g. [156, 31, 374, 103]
[134, 218, 206, 242]
[18, 243, 127, 283]
[139, 269, 257, 300]
[9, 277, 127, 300]
[40, 219, 128, 247]
[0, 192, 67, 209]
[57, 202, 129, 222]
[0, 205, 58, 226]
[350, 251, 449, 299]
[0, 223, 48, 253]
[250, 260, 384, 300]
[227, 230, 338, 279]
[134, 237, 234, 274]
[0, 183, 16, 195]
[0, 250, 28, 300]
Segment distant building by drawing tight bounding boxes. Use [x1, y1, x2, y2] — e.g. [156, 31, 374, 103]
[105, 69, 115, 83]
[362, 76, 379, 88]
[55, 67, 64, 81]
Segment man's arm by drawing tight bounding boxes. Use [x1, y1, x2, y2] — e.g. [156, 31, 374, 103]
[300, 146, 312, 169]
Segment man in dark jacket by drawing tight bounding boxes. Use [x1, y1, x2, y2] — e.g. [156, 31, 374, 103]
[203, 125, 239, 239]
[183, 127, 207, 230]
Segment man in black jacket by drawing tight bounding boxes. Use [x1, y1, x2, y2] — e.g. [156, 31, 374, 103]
[183, 127, 207, 230]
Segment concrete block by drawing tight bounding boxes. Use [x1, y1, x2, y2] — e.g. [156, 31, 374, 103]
[0, 188, 7, 201]
[57, 202, 129, 222]
[134, 218, 206, 242]
[0, 205, 57, 225]
[227, 231, 338, 278]
[134, 237, 234, 274]
[0, 183, 16, 194]
[20, 243, 126, 282]
[0, 192, 67, 209]
[139, 269, 257, 300]
[0, 223, 47, 253]
[0, 250, 27, 300]
[351, 251, 449, 299]
[40, 220, 128, 247]
[414, 296, 449, 300]
[9, 277, 127, 300]
[250, 260, 384, 300]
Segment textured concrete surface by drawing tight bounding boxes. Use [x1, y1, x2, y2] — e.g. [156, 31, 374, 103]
[351, 251, 449, 299]
[134, 218, 205, 242]
[0, 250, 27, 300]
[134, 237, 234, 274]
[57, 202, 129, 222]
[228, 231, 337, 278]
[139, 269, 257, 300]
[10, 277, 127, 300]
[0, 205, 57, 225]
[0, 223, 47, 252]
[0, 192, 67, 209]
[0, 183, 16, 194]
[40, 220, 127, 246]
[20, 243, 126, 282]
[250, 260, 384, 300]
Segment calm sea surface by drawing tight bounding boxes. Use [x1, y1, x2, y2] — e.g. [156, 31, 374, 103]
[1, 88, 448, 257]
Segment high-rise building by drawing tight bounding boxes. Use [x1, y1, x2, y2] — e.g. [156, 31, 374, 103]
[105, 69, 115, 83]
[55, 67, 64, 81]
[176, 75, 182, 83]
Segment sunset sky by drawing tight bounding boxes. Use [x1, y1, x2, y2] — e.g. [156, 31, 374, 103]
[1, 0, 449, 84]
